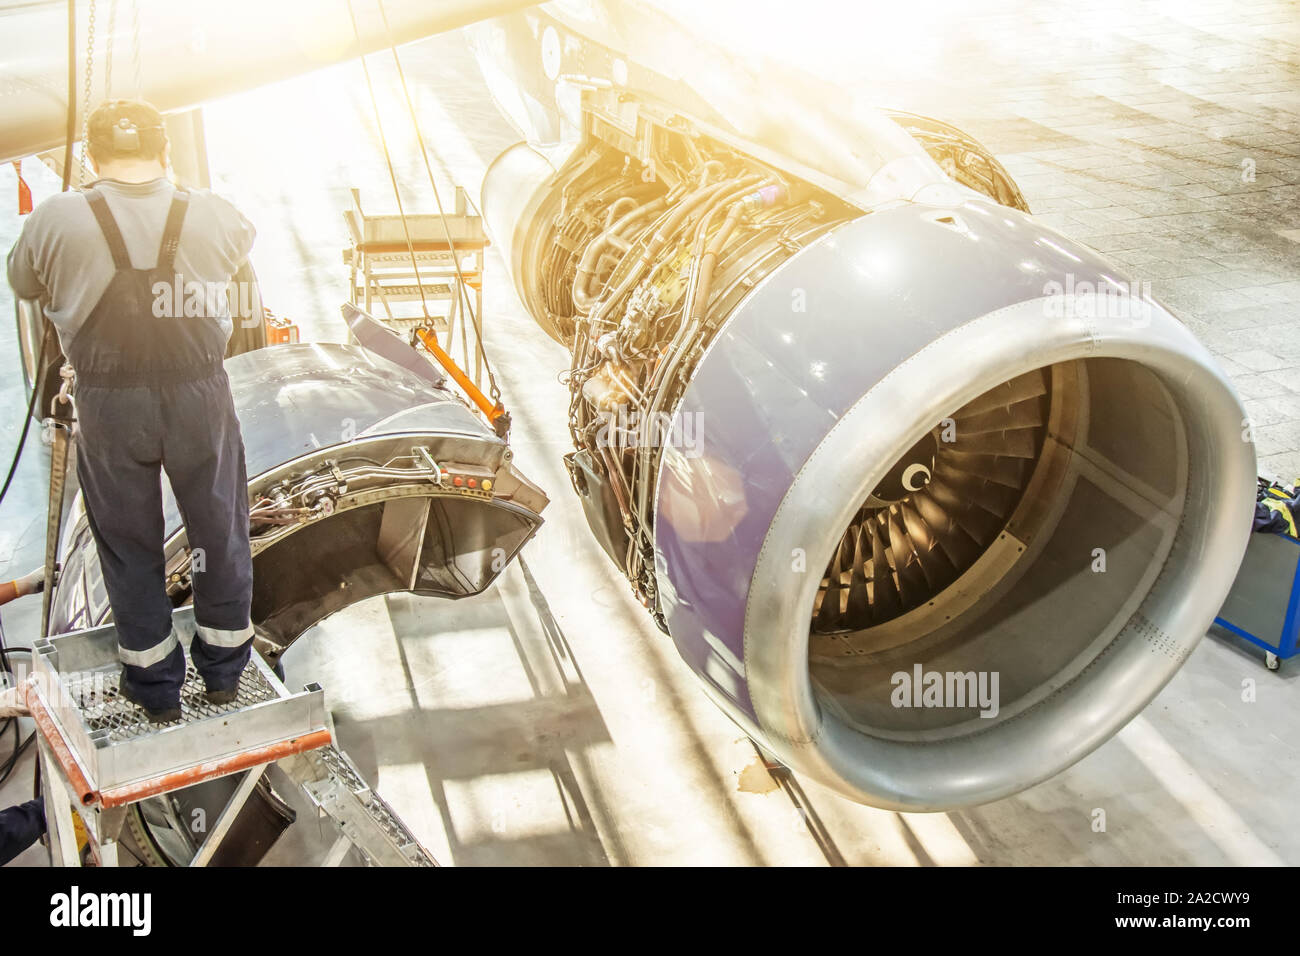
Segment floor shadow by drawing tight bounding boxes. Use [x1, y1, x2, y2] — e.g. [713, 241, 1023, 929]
[283, 560, 620, 865]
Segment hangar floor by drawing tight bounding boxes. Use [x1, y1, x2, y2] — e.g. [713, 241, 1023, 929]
[1, 0, 1298, 865]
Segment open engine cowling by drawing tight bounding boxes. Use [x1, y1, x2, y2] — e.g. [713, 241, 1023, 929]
[48, 342, 550, 864]
[483, 126, 1254, 810]
[51, 343, 548, 657]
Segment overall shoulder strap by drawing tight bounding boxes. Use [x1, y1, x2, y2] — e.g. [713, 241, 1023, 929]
[83, 189, 131, 271]
[156, 189, 190, 273]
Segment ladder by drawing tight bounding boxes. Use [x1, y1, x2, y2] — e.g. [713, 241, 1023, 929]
[342, 186, 488, 386]
[26, 607, 436, 867]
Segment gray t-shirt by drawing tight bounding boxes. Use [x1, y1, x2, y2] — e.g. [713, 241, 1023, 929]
[6, 178, 255, 351]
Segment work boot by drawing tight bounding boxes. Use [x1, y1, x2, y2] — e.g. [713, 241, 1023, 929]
[117, 682, 182, 724]
[204, 686, 240, 706]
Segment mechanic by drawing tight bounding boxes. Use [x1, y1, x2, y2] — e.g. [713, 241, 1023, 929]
[6, 99, 257, 722]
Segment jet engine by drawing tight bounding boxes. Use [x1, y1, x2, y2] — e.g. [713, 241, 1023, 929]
[479, 56, 1255, 810]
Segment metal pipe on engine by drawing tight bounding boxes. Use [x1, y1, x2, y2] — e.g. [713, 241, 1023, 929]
[572, 196, 668, 312]
[586, 178, 742, 328]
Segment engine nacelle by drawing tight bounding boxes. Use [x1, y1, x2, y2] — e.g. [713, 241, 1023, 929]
[654, 202, 1253, 809]
[482, 121, 1254, 810]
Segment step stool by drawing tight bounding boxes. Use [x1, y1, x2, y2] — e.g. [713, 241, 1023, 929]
[26, 607, 436, 866]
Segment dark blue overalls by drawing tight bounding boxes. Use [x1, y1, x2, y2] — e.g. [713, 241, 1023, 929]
[69, 186, 254, 713]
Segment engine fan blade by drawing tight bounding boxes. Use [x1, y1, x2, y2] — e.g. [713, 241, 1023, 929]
[951, 501, 1006, 545]
[928, 472, 1019, 518]
[885, 509, 929, 606]
[900, 500, 957, 590]
[953, 369, 1047, 417]
[846, 525, 871, 622]
[817, 532, 851, 628]
[950, 397, 1045, 435]
[937, 449, 1029, 489]
[870, 518, 902, 619]
[951, 428, 1039, 459]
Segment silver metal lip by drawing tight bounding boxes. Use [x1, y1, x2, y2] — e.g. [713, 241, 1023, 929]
[742, 293, 1255, 811]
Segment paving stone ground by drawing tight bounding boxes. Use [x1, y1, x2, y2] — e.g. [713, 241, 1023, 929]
[849, 0, 1300, 478]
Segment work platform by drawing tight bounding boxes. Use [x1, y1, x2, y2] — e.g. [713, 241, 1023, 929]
[343, 185, 486, 343]
[26, 608, 436, 867]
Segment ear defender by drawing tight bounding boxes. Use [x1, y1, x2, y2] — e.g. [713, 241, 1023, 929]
[108, 117, 163, 154]
[111, 117, 141, 152]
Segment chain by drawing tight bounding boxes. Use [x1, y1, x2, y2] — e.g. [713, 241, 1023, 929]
[103, 0, 116, 96]
[376, 0, 503, 406]
[78, 0, 97, 186]
[130, 0, 141, 95]
[345, 0, 434, 326]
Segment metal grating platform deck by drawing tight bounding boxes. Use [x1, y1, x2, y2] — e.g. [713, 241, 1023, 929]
[67, 663, 280, 744]
[31, 608, 330, 800]
[31, 607, 438, 866]
[317, 745, 436, 866]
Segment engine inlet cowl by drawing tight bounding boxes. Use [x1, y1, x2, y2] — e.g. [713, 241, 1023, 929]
[653, 199, 1254, 810]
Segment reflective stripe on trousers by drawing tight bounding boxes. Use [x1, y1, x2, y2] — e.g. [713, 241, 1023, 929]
[196, 624, 255, 648]
[117, 623, 256, 668]
[117, 629, 181, 669]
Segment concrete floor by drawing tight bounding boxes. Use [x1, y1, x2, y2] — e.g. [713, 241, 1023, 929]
[1, 0, 1298, 865]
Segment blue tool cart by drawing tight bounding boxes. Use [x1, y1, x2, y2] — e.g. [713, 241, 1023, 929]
[1213, 529, 1300, 671]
